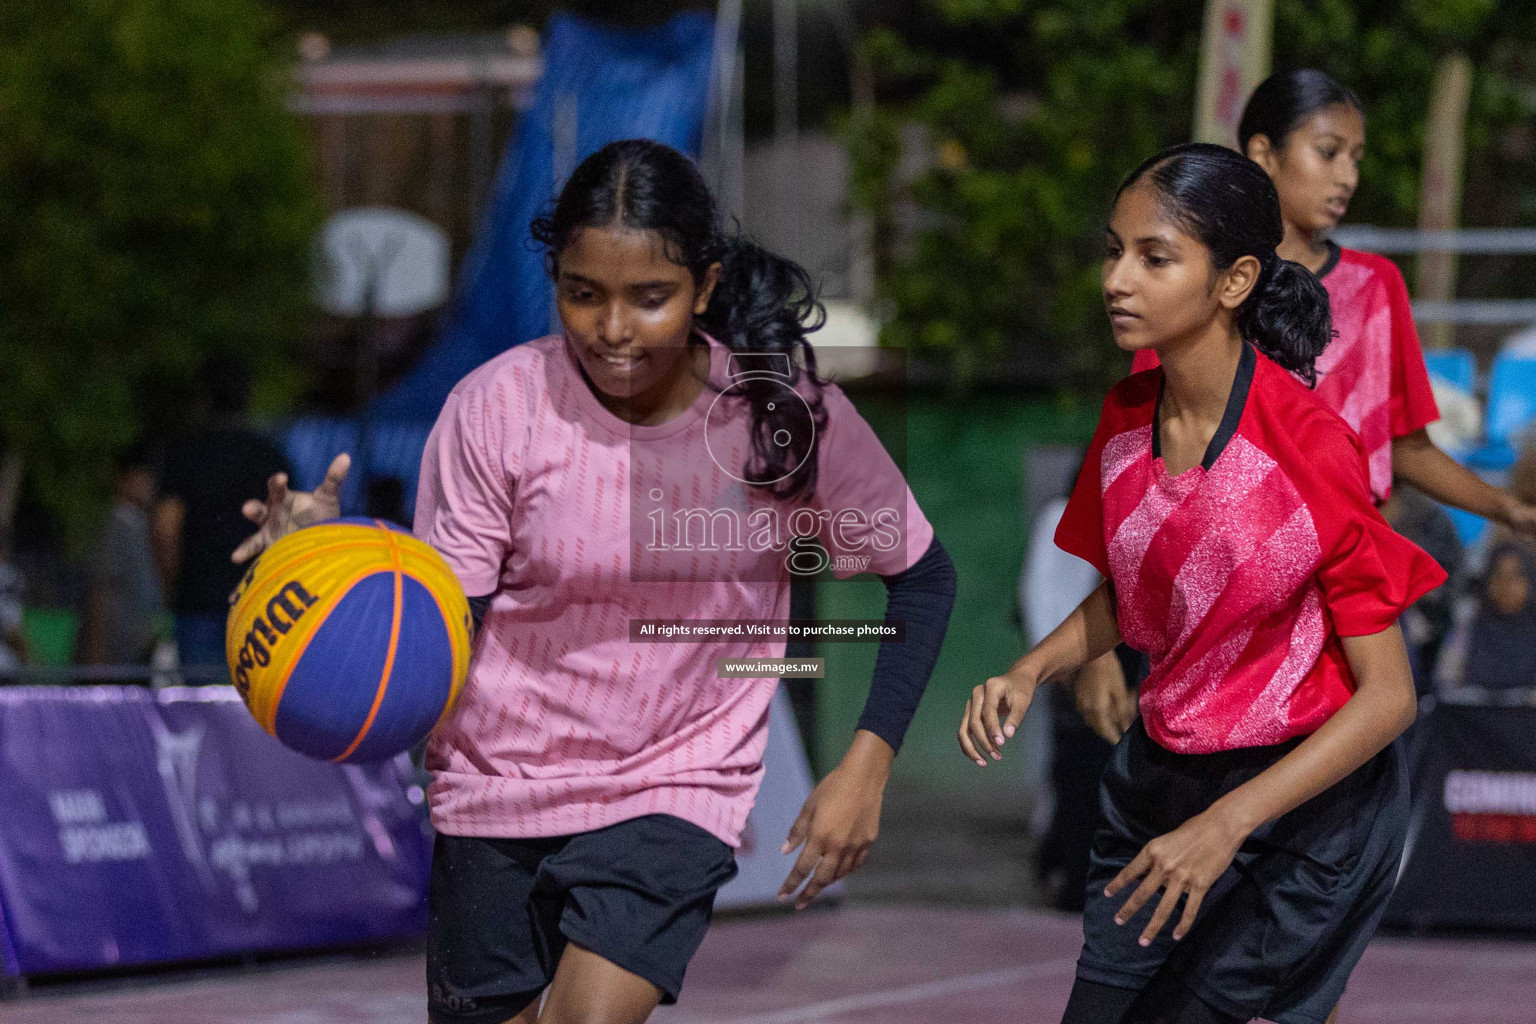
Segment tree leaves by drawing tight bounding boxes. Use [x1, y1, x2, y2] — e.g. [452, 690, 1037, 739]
[0, 0, 321, 548]
[846, 0, 1536, 390]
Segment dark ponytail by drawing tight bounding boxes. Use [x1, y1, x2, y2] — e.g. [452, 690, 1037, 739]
[1238, 69, 1363, 154]
[531, 139, 827, 500]
[1117, 143, 1333, 385]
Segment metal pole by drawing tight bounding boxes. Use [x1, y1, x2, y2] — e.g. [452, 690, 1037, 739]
[353, 257, 379, 516]
[773, 0, 799, 260]
[827, 0, 875, 304]
[468, 79, 496, 230]
[704, 0, 746, 224]
[1417, 51, 1474, 350]
[350, 234, 403, 515]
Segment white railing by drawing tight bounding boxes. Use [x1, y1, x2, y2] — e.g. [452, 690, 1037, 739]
[1332, 227, 1536, 326]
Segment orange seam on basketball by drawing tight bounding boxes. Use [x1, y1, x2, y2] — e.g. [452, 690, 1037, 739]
[260, 564, 385, 735]
[334, 528, 405, 762]
[409, 567, 471, 727]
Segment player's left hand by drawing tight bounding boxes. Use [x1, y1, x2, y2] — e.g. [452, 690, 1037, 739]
[1500, 493, 1536, 539]
[1104, 808, 1246, 946]
[778, 731, 890, 910]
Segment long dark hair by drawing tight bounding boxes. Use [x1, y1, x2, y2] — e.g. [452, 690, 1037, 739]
[531, 139, 827, 500]
[1116, 142, 1333, 385]
[1238, 69, 1363, 154]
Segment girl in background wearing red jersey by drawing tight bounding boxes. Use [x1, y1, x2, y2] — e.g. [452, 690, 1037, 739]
[1133, 69, 1536, 526]
[965, 145, 1443, 1023]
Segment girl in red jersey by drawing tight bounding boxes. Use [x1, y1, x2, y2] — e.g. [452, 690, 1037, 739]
[1133, 69, 1536, 528]
[964, 144, 1444, 1024]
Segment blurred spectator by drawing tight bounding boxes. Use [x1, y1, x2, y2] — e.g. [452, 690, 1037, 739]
[151, 356, 290, 671]
[1379, 481, 1464, 691]
[0, 526, 29, 675]
[1464, 544, 1536, 691]
[76, 444, 164, 669]
[1438, 542, 1536, 692]
[1501, 323, 1536, 358]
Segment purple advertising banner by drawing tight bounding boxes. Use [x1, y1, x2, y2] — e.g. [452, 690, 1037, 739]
[0, 686, 432, 978]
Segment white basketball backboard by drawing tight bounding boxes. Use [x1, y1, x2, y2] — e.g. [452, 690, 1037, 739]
[315, 207, 450, 318]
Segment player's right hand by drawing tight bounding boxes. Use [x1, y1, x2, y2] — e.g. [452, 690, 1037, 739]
[231, 453, 351, 566]
[959, 669, 1037, 767]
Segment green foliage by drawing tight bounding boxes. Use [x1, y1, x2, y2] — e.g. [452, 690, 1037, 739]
[0, 0, 321, 547]
[843, 0, 1202, 388]
[845, 0, 1536, 389]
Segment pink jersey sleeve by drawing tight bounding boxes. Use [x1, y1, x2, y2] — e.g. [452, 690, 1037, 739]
[413, 375, 523, 597]
[811, 385, 934, 579]
[1373, 255, 1440, 438]
[1299, 413, 1446, 636]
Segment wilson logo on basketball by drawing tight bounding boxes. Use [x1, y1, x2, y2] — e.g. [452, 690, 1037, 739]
[232, 580, 319, 699]
[1443, 770, 1536, 844]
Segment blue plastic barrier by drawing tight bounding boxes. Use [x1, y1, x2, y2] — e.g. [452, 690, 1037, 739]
[0, 686, 430, 979]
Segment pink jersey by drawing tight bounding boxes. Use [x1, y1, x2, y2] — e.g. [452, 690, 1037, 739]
[413, 333, 932, 847]
[1131, 247, 1439, 503]
[1058, 345, 1444, 754]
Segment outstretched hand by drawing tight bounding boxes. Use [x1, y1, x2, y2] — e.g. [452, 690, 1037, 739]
[1501, 495, 1536, 540]
[778, 732, 890, 910]
[958, 669, 1038, 766]
[231, 454, 351, 565]
[1104, 808, 1246, 946]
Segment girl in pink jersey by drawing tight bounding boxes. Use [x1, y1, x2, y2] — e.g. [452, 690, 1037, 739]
[234, 140, 955, 1024]
[965, 144, 1442, 1024]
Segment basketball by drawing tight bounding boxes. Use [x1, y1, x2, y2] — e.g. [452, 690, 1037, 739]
[225, 517, 472, 763]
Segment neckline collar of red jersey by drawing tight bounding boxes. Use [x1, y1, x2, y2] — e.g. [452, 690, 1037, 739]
[1315, 240, 1342, 281]
[1151, 339, 1256, 475]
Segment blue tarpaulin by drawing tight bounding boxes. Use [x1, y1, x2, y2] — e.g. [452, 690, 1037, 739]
[373, 10, 718, 422]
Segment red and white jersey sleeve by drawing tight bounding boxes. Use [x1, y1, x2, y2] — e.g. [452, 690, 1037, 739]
[1056, 348, 1445, 754]
[1315, 248, 1438, 502]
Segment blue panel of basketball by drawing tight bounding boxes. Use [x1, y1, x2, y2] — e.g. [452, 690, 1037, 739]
[344, 575, 456, 764]
[273, 571, 397, 761]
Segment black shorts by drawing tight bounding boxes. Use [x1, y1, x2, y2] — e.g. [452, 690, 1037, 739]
[426, 814, 738, 1024]
[1076, 718, 1408, 1024]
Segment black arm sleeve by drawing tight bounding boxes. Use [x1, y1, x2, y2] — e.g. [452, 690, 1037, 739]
[854, 535, 958, 753]
[467, 593, 492, 634]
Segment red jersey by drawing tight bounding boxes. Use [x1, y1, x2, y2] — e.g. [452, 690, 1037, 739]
[1058, 344, 1445, 754]
[1131, 246, 1439, 502]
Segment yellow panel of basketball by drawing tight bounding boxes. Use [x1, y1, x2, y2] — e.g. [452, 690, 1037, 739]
[226, 523, 398, 729]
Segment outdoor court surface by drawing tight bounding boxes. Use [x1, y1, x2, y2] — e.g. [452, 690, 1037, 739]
[6, 906, 1533, 1024]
